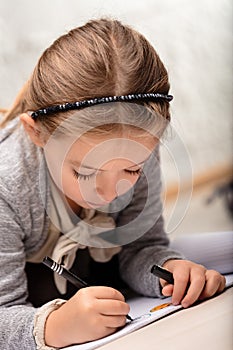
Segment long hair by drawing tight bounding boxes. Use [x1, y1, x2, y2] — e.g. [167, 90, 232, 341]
[0, 18, 171, 134]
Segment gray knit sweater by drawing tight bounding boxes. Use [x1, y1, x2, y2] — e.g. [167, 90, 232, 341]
[0, 119, 183, 350]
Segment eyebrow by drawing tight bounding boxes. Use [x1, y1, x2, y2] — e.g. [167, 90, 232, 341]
[68, 158, 149, 171]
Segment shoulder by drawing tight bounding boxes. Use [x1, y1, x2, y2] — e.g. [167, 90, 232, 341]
[0, 119, 43, 189]
[0, 119, 48, 223]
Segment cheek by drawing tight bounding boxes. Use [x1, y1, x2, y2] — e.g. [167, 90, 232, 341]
[61, 169, 82, 199]
[61, 169, 96, 203]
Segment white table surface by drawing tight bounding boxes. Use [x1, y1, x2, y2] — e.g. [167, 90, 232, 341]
[96, 287, 233, 350]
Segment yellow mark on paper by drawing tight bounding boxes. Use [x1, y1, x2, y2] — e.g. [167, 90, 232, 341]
[150, 303, 172, 313]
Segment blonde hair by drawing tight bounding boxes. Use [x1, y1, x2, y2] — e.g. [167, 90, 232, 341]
[0, 18, 171, 135]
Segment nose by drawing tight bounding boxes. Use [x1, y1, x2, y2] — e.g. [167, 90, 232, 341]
[96, 179, 118, 203]
[96, 174, 133, 203]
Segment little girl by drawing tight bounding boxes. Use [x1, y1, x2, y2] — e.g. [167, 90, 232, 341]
[0, 18, 225, 349]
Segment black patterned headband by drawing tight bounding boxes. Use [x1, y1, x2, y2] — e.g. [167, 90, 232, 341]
[31, 93, 173, 120]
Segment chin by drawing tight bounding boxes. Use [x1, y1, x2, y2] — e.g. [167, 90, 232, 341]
[85, 200, 110, 209]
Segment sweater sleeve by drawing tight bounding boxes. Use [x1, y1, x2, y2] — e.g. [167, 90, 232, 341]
[0, 188, 57, 350]
[118, 149, 185, 297]
[0, 192, 37, 349]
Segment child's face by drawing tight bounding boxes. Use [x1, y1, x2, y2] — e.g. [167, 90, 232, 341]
[46, 131, 157, 211]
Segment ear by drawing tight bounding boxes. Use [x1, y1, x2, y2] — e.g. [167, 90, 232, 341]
[20, 113, 45, 147]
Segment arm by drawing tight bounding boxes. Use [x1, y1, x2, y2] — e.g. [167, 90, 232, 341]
[0, 182, 63, 350]
[0, 189, 130, 349]
[0, 195, 38, 349]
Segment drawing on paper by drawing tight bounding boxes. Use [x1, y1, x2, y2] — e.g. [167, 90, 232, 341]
[150, 302, 172, 313]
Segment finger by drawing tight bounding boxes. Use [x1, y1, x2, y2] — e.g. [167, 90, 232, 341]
[102, 314, 127, 328]
[171, 267, 190, 305]
[199, 271, 226, 300]
[181, 267, 206, 307]
[96, 299, 130, 317]
[82, 286, 125, 302]
[215, 274, 226, 292]
[159, 278, 170, 288]
[161, 284, 174, 297]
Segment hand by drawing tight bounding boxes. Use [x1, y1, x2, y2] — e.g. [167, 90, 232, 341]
[45, 286, 130, 347]
[160, 259, 226, 308]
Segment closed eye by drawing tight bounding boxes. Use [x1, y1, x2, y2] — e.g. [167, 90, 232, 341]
[72, 168, 142, 181]
[124, 168, 142, 176]
[73, 170, 94, 181]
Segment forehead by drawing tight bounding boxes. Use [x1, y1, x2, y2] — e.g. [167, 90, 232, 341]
[66, 133, 157, 168]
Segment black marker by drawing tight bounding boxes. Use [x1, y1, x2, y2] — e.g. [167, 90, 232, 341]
[43, 256, 89, 289]
[43, 256, 133, 321]
[151, 264, 174, 284]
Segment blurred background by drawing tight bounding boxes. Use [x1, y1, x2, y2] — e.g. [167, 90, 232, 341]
[0, 0, 232, 236]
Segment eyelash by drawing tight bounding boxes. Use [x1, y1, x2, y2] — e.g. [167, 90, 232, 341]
[73, 168, 142, 181]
